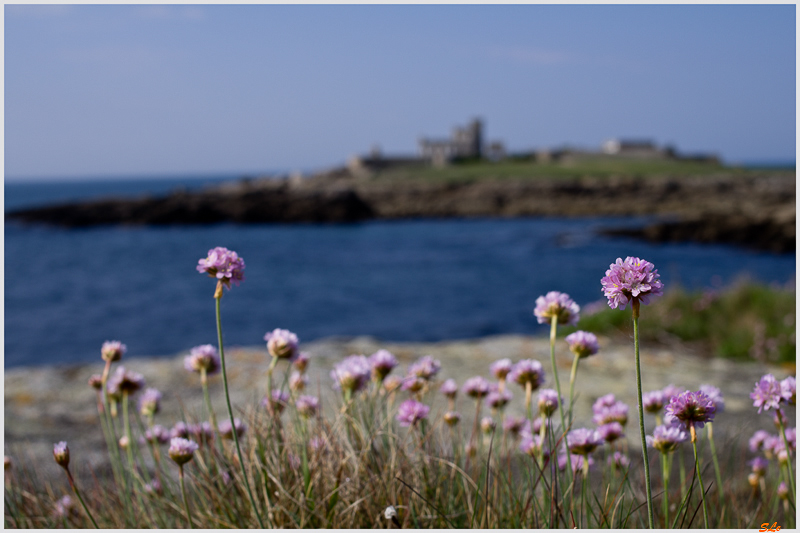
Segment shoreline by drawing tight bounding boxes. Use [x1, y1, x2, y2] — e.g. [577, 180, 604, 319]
[6, 172, 795, 252]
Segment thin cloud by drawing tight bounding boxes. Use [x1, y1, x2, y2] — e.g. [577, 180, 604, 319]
[133, 5, 206, 21]
[487, 45, 572, 66]
[58, 44, 182, 76]
[5, 4, 74, 18]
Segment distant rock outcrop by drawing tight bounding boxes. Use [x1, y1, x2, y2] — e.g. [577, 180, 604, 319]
[6, 170, 795, 252]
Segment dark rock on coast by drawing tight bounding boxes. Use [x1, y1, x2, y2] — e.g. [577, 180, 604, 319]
[599, 210, 796, 254]
[6, 170, 795, 251]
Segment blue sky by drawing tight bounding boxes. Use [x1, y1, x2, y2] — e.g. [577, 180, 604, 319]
[4, 4, 796, 181]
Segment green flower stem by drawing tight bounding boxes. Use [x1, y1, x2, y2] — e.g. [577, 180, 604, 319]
[706, 422, 724, 499]
[178, 465, 193, 529]
[678, 450, 687, 494]
[122, 391, 136, 474]
[661, 453, 670, 528]
[525, 381, 533, 422]
[215, 294, 266, 528]
[66, 469, 99, 528]
[775, 414, 796, 502]
[200, 369, 223, 455]
[266, 356, 278, 404]
[99, 362, 126, 495]
[691, 428, 709, 528]
[632, 302, 655, 529]
[581, 459, 589, 528]
[567, 353, 580, 426]
[549, 315, 573, 511]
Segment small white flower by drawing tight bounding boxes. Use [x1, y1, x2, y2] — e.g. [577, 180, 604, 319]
[384, 505, 397, 520]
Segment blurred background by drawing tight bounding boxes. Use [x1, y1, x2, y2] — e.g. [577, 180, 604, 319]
[4, 4, 795, 368]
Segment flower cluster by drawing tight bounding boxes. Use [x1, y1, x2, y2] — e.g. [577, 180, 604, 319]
[218, 418, 247, 440]
[331, 355, 371, 394]
[751, 374, 794, 413]
[646, 424, 688, 454]
[664, 390, 716, 431]
[462, 376, 491, 399]
[264, 329, 299, 360]
[107, 366, 145, 396]
[508, 360, 545, 390]
[184, 344, 220, 374]
[600, 256, 663, 310]
[396, 399, 430, 427]
[533, 291, 580, 325]
[566, 428, 604, 456]
[101, 340, 127, 363]
[196, 247, 245, 288]
[296, 395, 320, 418]
[369, 350, 398, 382]
[168, 437, 199, 466]
[138, 388, 162, 417]
[565, 331, 599, 359]
[538, 389, 560, 417]
[592, 394, 629, 426]
[408, 355, 441, 381]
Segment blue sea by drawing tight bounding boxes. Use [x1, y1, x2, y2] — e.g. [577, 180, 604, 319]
[4, 177, 796, 368]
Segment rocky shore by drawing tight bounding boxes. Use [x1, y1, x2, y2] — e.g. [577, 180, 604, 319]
[4, 334, 790, 477]
[6, 171, 795, 252]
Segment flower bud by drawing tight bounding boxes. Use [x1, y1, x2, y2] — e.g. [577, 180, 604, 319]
[53, 442, 70, 468]
[101, 341, 126, 362]
[88, 375, 103, 390]
[168, 438, 199, 466]
[118, 436, 130, 449]
[444, 411, 461, 426]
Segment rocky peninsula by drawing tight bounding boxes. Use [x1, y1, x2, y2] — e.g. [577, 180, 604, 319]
[6, 168, 795, 252]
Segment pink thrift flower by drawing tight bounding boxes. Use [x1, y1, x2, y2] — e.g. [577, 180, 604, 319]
[462, 376, 491, 399]
[646, 424, 688, 454]
[781, 376, 796, 405]
[168, 438, 199, 465]
[101, 340, 127, 362]
[440, 378, 458, 398]
[184, 344, 220, 374]
[566, 428, 604, 456]
[534, 291, 580, 325]
[196, 247, 245, 288]
[665, 391, 716, 430]
[408, 355, 441, 380]
[538, 389, 560, 417]
[751, 374, 784, 413]
[565, 331, 599, 359]
[369, 350, 398, 382]
[331, 355, 371, 393]
[53, 442, 69, 468]
[396, 399, 430, 427]
[296, 395, 320, 418]
[600, 257, 663, 310]
[264, 328, 299, 360]
[509, 360, 545, 390]
[490, 358, 513, 380]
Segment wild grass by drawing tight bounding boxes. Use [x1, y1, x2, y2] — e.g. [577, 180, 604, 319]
[570, 280, 796, 365]
[3, 362, 796, 529]
[366, 157, 787, 185]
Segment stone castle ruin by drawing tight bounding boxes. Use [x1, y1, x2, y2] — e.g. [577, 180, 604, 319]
[418, 118, 484, 166]
[346, 118, 718, 178]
